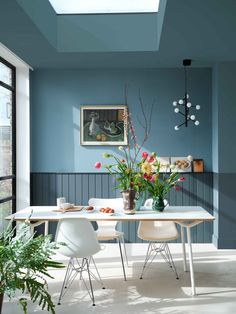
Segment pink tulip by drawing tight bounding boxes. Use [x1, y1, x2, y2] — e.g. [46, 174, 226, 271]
[94, 162, 101, 169]
[147, 155, 154, 163]
[178, 176, 185, 182]
[142, 151, 148, 159]
[175, 185, 181, 191]
[150, 174, 157, 183]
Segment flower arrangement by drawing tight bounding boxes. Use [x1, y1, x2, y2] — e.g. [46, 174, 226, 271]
[139, 152, 186, 210]
[94, 88, 191, 213]
[99, 147, 146, 193]
[95, 91, 154, 213]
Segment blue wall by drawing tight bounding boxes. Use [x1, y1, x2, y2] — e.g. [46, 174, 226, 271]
[30, 68, 212, 172]
[212, 62, 236, 248]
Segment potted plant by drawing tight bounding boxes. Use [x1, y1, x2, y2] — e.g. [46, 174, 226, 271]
[140, 153, 185, 211]
[0, 220, 64, 314]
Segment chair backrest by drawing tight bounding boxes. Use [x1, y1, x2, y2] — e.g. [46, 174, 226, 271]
[140, 198, 170, 231]
[88, 198, 123, 229]
[55, 218, 100, 258]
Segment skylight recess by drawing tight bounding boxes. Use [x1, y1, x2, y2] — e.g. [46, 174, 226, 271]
[48, 0, 160, 14]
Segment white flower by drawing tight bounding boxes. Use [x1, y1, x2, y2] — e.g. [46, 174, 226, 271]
[118, 146, 124, 151]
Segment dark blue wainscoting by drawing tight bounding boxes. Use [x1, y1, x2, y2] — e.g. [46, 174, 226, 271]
[30, 172, 213, 243]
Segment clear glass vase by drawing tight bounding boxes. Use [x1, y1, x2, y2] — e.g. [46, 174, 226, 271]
[135, 191, 145, 211]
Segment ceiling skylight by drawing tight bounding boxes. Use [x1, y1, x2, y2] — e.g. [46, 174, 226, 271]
[48, 0, 160, 14]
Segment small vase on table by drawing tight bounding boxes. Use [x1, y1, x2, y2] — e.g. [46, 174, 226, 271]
[122, 189, 136, 215]
[135, 191, 145, 211]
[152, 196, 166, 212]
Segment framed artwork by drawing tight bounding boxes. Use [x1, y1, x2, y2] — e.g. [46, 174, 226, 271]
[193, 159, 204, 172]
[170, 157, 192, 172]
[157, 157, 171, 172]
[80, 105, 128, 145]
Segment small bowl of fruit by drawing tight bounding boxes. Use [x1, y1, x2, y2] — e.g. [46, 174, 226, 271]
[85, 206, 95, 213]
[99, 207, 115, 216]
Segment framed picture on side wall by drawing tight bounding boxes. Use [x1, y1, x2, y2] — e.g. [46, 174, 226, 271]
[170, 157, 192, 172]
[80, 105, 128, 145]
[157, 157, 171, 172]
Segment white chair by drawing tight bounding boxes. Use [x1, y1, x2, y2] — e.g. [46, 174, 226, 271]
[88, 198, 128, 281]
[138, 199, 179, 280]
[55, 218, 105, 306]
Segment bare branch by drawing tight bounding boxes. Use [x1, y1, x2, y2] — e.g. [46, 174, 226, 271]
[123, 85, 155, 170]
[138, 89, 148, 130]
[137, 116, 146, 129]
[148, 100, 154, 134]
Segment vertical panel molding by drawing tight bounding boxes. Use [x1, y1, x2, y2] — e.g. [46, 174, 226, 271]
[31, 172, 213, 243]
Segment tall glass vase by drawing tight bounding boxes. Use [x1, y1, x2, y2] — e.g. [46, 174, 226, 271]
[122, 189, 136, 214]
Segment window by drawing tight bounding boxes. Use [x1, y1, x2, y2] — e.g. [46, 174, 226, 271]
[0, 56, 16, 233]
[48, 0, 160, 14]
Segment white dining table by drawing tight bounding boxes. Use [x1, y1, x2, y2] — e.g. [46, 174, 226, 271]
[7, 205, 214, 296]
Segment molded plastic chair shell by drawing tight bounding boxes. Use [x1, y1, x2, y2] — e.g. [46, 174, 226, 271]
[138, 199, 179, 280]
[56, 218, 101, 258]
[138, 199, 179, 241]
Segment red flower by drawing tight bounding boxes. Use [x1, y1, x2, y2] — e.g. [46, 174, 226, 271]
[94, 162, 101, 169]
[175, 185, 181, 191]
[142, 151, 148, 159]
[147, 155, 154, 163]
[143, 173, 151, 181]
[178, 176, 185, 182]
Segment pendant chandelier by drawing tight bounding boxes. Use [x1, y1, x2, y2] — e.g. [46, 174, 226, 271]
[173, 59, 200, 130]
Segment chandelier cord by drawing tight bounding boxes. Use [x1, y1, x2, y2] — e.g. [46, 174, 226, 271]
[184, 65, 187, 96]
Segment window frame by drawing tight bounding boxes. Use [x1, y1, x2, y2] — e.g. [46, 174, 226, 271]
[0, 56, 16, 216]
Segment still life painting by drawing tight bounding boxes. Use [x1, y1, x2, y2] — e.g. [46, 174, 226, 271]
[80, 105, 128, 145]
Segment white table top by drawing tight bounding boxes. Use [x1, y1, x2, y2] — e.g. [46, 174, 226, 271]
[7, 206, 214, 222]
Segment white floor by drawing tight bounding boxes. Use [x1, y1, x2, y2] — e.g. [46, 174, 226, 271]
[3, 244, 236, 314]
